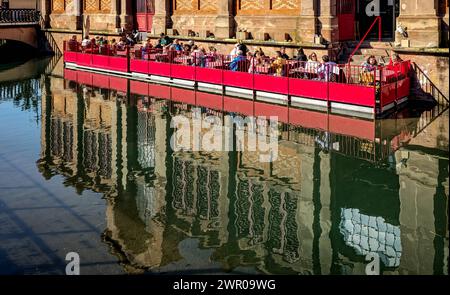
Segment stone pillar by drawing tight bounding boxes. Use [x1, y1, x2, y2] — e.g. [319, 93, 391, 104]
[397, 0, 440, 48]
[120, 0, 133, 32]
[298, 0, 317, 43]
[318, 0, 339, 44]
[74, 0, 82, 30]
[215, 0, 234, 39]
[40, 0, 51, 28]
[111, 0, 120, 29]
[152, 0, 171, 35]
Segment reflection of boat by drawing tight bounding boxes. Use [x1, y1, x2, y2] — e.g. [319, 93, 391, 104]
[63, 68, 421, 164]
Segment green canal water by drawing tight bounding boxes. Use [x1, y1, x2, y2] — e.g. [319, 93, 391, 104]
[0, 58, 448, 275]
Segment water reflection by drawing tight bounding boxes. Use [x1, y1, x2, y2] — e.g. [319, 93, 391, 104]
[1, 68, 448, 274]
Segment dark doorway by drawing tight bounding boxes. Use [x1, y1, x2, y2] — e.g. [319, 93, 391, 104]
[356, 0, 399, 41]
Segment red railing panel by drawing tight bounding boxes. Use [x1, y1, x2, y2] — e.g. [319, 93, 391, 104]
[397, 77, 410, 100]
[108, 56, 128, 72]
[64, 51, 77, 63]
[254, 75, 289, 95]
[328, 83, 376, 107]
[170, 64, 196, 80]
[148, 61, 171, 77]
[92, 54, 110, 70]
[288, 79, 328, 100]
[195, 67, 223, 85]
[223, 71, 253, 89]
[76, 52, 92, 67]
[381, 83, 397, 108]
[130, 59, 149, 74]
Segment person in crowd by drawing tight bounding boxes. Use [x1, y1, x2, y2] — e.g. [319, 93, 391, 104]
[362, 55, 378, 72]
[295, 48, 307, 62]
[81, 35, 91, 48]
[317, 55, 337, 81]
[155, 33, 171, 48]
[304, 52, 320, 76]
[208, 46, 218, 56]
[258, 47, 266, 58]
[359, 55, 378, 85]
[248, 51, 264, 74]
[237, 41, 248, 56]
[109, 38, 117, 54]
[271, 51, 286, 76]
[280, 46, 289, 59]
[183, 44, 191, 55]
[229, 50, 247, 71]
[116, 37, 127, 51]
[191, 45, 205, 66]
[230, 43, 240, 57]
[68, 35, 78, 51]
[125, 33, 136, 46]
[141, 38, 153, 58]
[169, 39, 183, 52]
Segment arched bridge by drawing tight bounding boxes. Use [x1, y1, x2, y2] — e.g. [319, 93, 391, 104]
[0, 9, 41, 48]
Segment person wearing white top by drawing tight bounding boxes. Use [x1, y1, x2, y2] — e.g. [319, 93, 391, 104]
[81, 36, 91, 48]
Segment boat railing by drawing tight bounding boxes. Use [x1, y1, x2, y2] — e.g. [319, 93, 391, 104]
[64, 40, 412, 88]
[64, 40, 413, 113]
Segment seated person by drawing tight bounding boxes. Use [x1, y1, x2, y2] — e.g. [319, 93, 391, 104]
[248, 51, 264, 74]
[155, 33, 172, 49]
[304, 52, 320, 76]
[295, 48, 307, 62]
[81, 35, 91, 48]
[191, 45, 206, 67]
[142, 39, 153, 53]
[271, 51, 286, 76]
[126, 33, 136, 46]
[169, 39, 183, 52]
[229, 50, 247, 71]
[183, 44, 191, 55]
[362, 55, 378, 72]
[280, 46, 290, 59]
[68, 35, 78, 51]
[317, 55, 337, 81]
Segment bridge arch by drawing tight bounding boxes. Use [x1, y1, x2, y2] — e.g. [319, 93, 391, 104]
[0, 25, 38, 48]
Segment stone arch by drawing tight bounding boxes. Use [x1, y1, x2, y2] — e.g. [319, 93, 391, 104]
[0, 26, 38, 48]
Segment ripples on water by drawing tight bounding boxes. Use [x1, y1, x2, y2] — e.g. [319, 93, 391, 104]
[0, 58, 448, 275]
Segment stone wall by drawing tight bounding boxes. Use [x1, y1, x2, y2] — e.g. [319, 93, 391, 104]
[394, 51, 449, 98]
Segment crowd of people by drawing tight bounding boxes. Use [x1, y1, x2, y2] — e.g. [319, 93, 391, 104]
[67, 32, 407, 84]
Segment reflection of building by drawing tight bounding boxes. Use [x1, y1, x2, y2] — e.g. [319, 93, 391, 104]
[38, 72, 448, 274]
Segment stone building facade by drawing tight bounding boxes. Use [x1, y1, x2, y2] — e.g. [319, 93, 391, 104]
[39, 0, 449, 48]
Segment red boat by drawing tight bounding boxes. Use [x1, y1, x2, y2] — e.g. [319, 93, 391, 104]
[63, 41, 411, 119]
